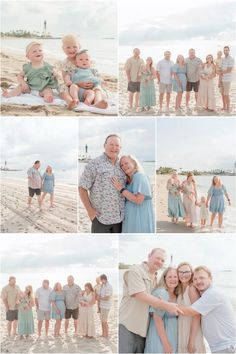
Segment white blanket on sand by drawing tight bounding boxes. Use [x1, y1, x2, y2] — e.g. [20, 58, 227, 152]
[1, 90, 117, 115]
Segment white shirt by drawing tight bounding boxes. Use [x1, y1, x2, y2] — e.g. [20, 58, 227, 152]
[191, 285, 236, 352]
[222, 55, 235, 82]
[100, 282, 113, 310]
[35, 287, 52, 311]
[156, 59, 174, 84]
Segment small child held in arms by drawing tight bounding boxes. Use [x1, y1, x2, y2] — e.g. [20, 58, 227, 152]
[2, 42, 58, 102]
[196, 196, 209, 227]
[64, 49, 107, 108]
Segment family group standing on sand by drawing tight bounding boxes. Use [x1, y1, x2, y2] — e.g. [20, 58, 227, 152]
[119, 248, 236, 354]
[125, 46, 235, 114]
[1, 274, 113, 340]
[2, 35, 108, 110]
[79, 134, 155, 233]
[166, 172, 231, 229]
[27, 160, 55, 211]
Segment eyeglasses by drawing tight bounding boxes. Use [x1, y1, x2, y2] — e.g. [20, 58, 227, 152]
[178, 271, 191, 275]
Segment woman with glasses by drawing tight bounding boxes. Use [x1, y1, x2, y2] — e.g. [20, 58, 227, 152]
[177, 262, 206, 353]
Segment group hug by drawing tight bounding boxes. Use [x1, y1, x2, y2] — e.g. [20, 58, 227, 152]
[119, 248, 236, 354]
[79, 134, 155, 233]
[27, 160, 55, 211]
[2, 35, 108, 110]
[124, 46, 235, 114]
[1, 274, 113, 339]
[166, 171, 231, 229]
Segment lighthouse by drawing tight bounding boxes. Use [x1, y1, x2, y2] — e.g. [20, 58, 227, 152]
[43, 20, 47, 37]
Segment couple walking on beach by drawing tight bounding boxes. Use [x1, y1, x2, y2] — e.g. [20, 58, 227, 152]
[166, 171, 231, 229]
[27, 160, 55, 211]
[125, 46, 235, 114]
[1, 274, 113, 339]
[119, 248, 236, 354]
[79, 134, 155, 233]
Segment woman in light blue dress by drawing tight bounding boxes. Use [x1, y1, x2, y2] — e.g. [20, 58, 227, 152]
[139, 57, 156, 111]
[144, 267, 179, 353]
[50, 282, 66, 337]
[206, 176, 231, 228]
[42, 165, 55, 208]
[18, 285, 34, 338]
[167, 171, 185, 223]
[172, 55, 187, 111]
[111, 155, 155, 233]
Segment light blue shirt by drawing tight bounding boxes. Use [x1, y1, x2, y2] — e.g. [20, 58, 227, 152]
[191, 285, 236, 352]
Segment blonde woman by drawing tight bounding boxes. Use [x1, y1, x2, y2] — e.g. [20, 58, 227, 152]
[111, 155, 155, 233]
[181, 172, 198, 228]
[144, 267, 179, 353]
[206, 176, 231, 228]
[78, 283, 96, 338]
[172, 55, 187, 111]
[197, 54, 216, 111]
[166, 171, 185, 223]
[18, 285, 34, 339]
[177, 262, 206, 353]
[139, 57, 156, 111]
[50, 282, 65, 337]
[41, 165, 55, 208]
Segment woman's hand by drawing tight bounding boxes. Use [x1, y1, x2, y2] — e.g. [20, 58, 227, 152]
[111, 176, 123, 191]
[187, 341, 196, 353]
[77, 81, 93, 89]
[163, 341, 173, 354]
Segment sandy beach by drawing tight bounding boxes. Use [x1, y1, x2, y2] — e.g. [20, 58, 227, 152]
[156, 174, 235, 233]
[0, 51, 117, 116]
[119, 64, 236, 116]
[1, 177, 77, 233]
[0, 297, 118, 353]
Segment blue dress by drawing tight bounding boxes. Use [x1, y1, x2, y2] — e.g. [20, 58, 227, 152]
[122, 172, 155, 233]
[168, 183, 185, 218]
[50, 291, 66, 320]
[144, 288, 178, 354]
[172, 64, 187, 92]
[208, 185, 227, 213]
[140, 70, 156, 107]
[18, 297, 34, 335]
[42, 173, 55, 193]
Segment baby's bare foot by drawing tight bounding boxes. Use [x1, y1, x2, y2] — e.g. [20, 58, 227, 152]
[68, 99, 78, 110]
[94, 99, 108, 109]
[2, 89, 11, 98]
[45, 95, 54, 103]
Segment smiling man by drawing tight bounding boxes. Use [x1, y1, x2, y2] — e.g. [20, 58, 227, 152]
[179, 266, 236, 354]
[79, 134, 126, 233]
[119, 248, 182, 353]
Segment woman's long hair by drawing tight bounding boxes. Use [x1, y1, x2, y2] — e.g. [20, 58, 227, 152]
[120, 155, 143, 184]
[157, 267, 180, 296]
[177, 262, 194, 298]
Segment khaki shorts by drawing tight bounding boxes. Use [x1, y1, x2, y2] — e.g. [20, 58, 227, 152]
[37, 310, 51, 321]
[159, 83, 172, 94]
[100, 308, 110, 322]
[221, 81, 231, 95]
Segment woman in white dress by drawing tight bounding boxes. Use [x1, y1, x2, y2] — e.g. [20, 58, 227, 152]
[177, 262, 206, 353]
[197, 54, 216, 111]
[181, 172, 198, 228]
[78, 283, 96, 338]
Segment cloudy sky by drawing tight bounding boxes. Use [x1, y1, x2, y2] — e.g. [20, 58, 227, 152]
[119, 234, 236, 271]
[1, 0, 117, 38]
[0, 235, 118, 291]
[0, 118, 77, 171]
[156, 118, 236, 171]
[119, 0, 235, 45]
[79, 118, 155, 161]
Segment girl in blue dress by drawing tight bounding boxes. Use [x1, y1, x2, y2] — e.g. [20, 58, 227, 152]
[172, 55, 187, 112]
[139, 57, 156, 111]
[166, 171, 185, 223]
[50, 282, 66, 337]
[111, 155, 155, 233]
[42, 165, 55, 208]
[18, 285, 34, 339]
[144, 267, 179, 353]
[206, 176, 231, 228]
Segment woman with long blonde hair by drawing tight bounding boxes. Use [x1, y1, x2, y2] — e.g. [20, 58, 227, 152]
[41, 165, 55, 209]
[181, 172, 198, 228]
[172, 54, 187, 111]
[111, 155, 155, 233]
[18, 285, 34, 339]
[50, 282, 65, 337]
[197, 54, 216, 112]
[177, 262, 206, 353]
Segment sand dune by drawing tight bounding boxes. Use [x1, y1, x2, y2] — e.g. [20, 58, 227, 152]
[1, 178, 77, 233]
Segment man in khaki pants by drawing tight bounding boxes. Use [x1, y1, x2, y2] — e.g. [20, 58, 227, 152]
[99, 274, 113, 338]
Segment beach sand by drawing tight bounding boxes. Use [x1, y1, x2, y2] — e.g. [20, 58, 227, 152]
[156, 174, 232, 233]
[0, 52, 117, 116]
[0, 298, 118, 353]
[1, 177, 77, 233]
[119, 64, 236, 116]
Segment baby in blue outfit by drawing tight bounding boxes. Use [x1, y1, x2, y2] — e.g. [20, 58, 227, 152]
[65, 49, 102, 106]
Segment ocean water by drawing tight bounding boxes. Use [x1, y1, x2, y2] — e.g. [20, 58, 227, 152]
[1, 168, 78, 185]
[1, 37, 117, 76]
